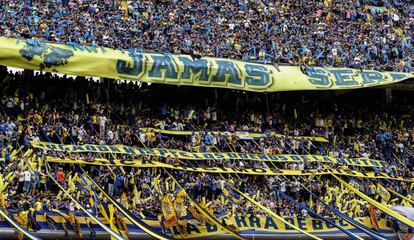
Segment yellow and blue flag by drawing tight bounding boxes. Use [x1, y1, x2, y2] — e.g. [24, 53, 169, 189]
[222, 186, 240, 205]
[142, 182, 152, 194]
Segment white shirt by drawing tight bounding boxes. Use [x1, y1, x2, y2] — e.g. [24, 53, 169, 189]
[280, 181, 286, 192]
[19, 172, 24, 182]
[107, 130, 114, 140]
[292, 181, 300, 192]
[31, 135, 40, 141]
[23, 171, 31, 181]
[393, 14, 400, 21]
[211, 136, 217, 145]
[69, 203, 75, 212]
[212, 111, 217, 121]
[294, 129, 299, 136]
[99, 116, 107, 126]
[7, 122, 16, 130]
[219, 180, 225, 189]
[139, 132, 146, 143]
[6, 98, 13, 108]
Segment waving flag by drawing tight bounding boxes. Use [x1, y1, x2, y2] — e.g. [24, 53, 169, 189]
[222, 185, 240, 205]
[377, 183, 391, 202]
[161, 194, 178, 228]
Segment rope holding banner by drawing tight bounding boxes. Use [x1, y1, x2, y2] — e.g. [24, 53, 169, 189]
[80, 168, 176, 240]
[0, 158, 42, 240]
[163, 168, 247, 240]
[331, 174, 414, 228]
[227, 185, 323, 240]
[273, 187, 364, 240]
[222, 131, 357, 240]
[386, 186, 414, 205]
[0, 208, 43, 240]
[45, 163, 126, 240]
[295, 177, 392, 240]
[44, 155, 414, 181]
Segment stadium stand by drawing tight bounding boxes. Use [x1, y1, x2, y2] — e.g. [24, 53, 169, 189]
[0, 1, 413, 240]
[0, 0, 413, 71]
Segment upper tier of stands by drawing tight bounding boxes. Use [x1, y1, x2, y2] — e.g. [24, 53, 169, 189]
[0, 0, 413, 72]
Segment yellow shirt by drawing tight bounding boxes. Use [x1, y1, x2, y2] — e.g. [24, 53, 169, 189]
[354, 142, 359, 152]
[145, 132, 152, 141]
[369, 185, 376, 195]
[150, 132, 156, 142]
[326, 119, 333, 127]
[13, 96, 19, 105]
[35, 114, 42, 124]
[35, 202, 42, 211]
[92, 115, 97, 124]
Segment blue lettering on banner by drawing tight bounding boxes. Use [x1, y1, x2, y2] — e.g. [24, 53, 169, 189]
[206, 223, 218, 232]
[46, 144, 57, 150]
[330, 69, 358, 86]
[249, 215, 261, 228]
[202, 153, 214, 159]
[72, 146, 85, 151]
[122, 146, 136, 154]
[297, 218, 307, 230]
[58, 144, 70, 151]
[312, 220, 323, 230]
[284, 218, 295, 230]
[307, 68, 330, 86]
[179, 151, 190, 158]
[245, 64, 270, 87]
[213, 60, 240, 84]
[149, 56, 178, 79]
[390, 73, 409, 81]
[361, 71, 384, 84]
[109, 146, 121, 153]
[117, 54, 144, 76]
[158, 149, 167, 156]
[179, 57, 209, 82]
[264, 216, 279, 230]
[85, 145, 97, 152]
[97, 146, 109, 152]
[234, 216, 248, 228]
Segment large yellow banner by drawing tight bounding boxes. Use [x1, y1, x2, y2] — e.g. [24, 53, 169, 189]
[139, 127, 329, 142]
[170, 216, 391, 239]
[4, 215, 391, 239]
[45, 157, 413, 181]
[31, 141, 386, 167]
[0, 37, 412, 92]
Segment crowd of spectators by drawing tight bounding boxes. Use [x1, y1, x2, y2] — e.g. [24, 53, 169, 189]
[0, 0, 413, 236]
[0, 0, 413, 72]
[0, 70, 413, 166]
[0, 70, 412, 237]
